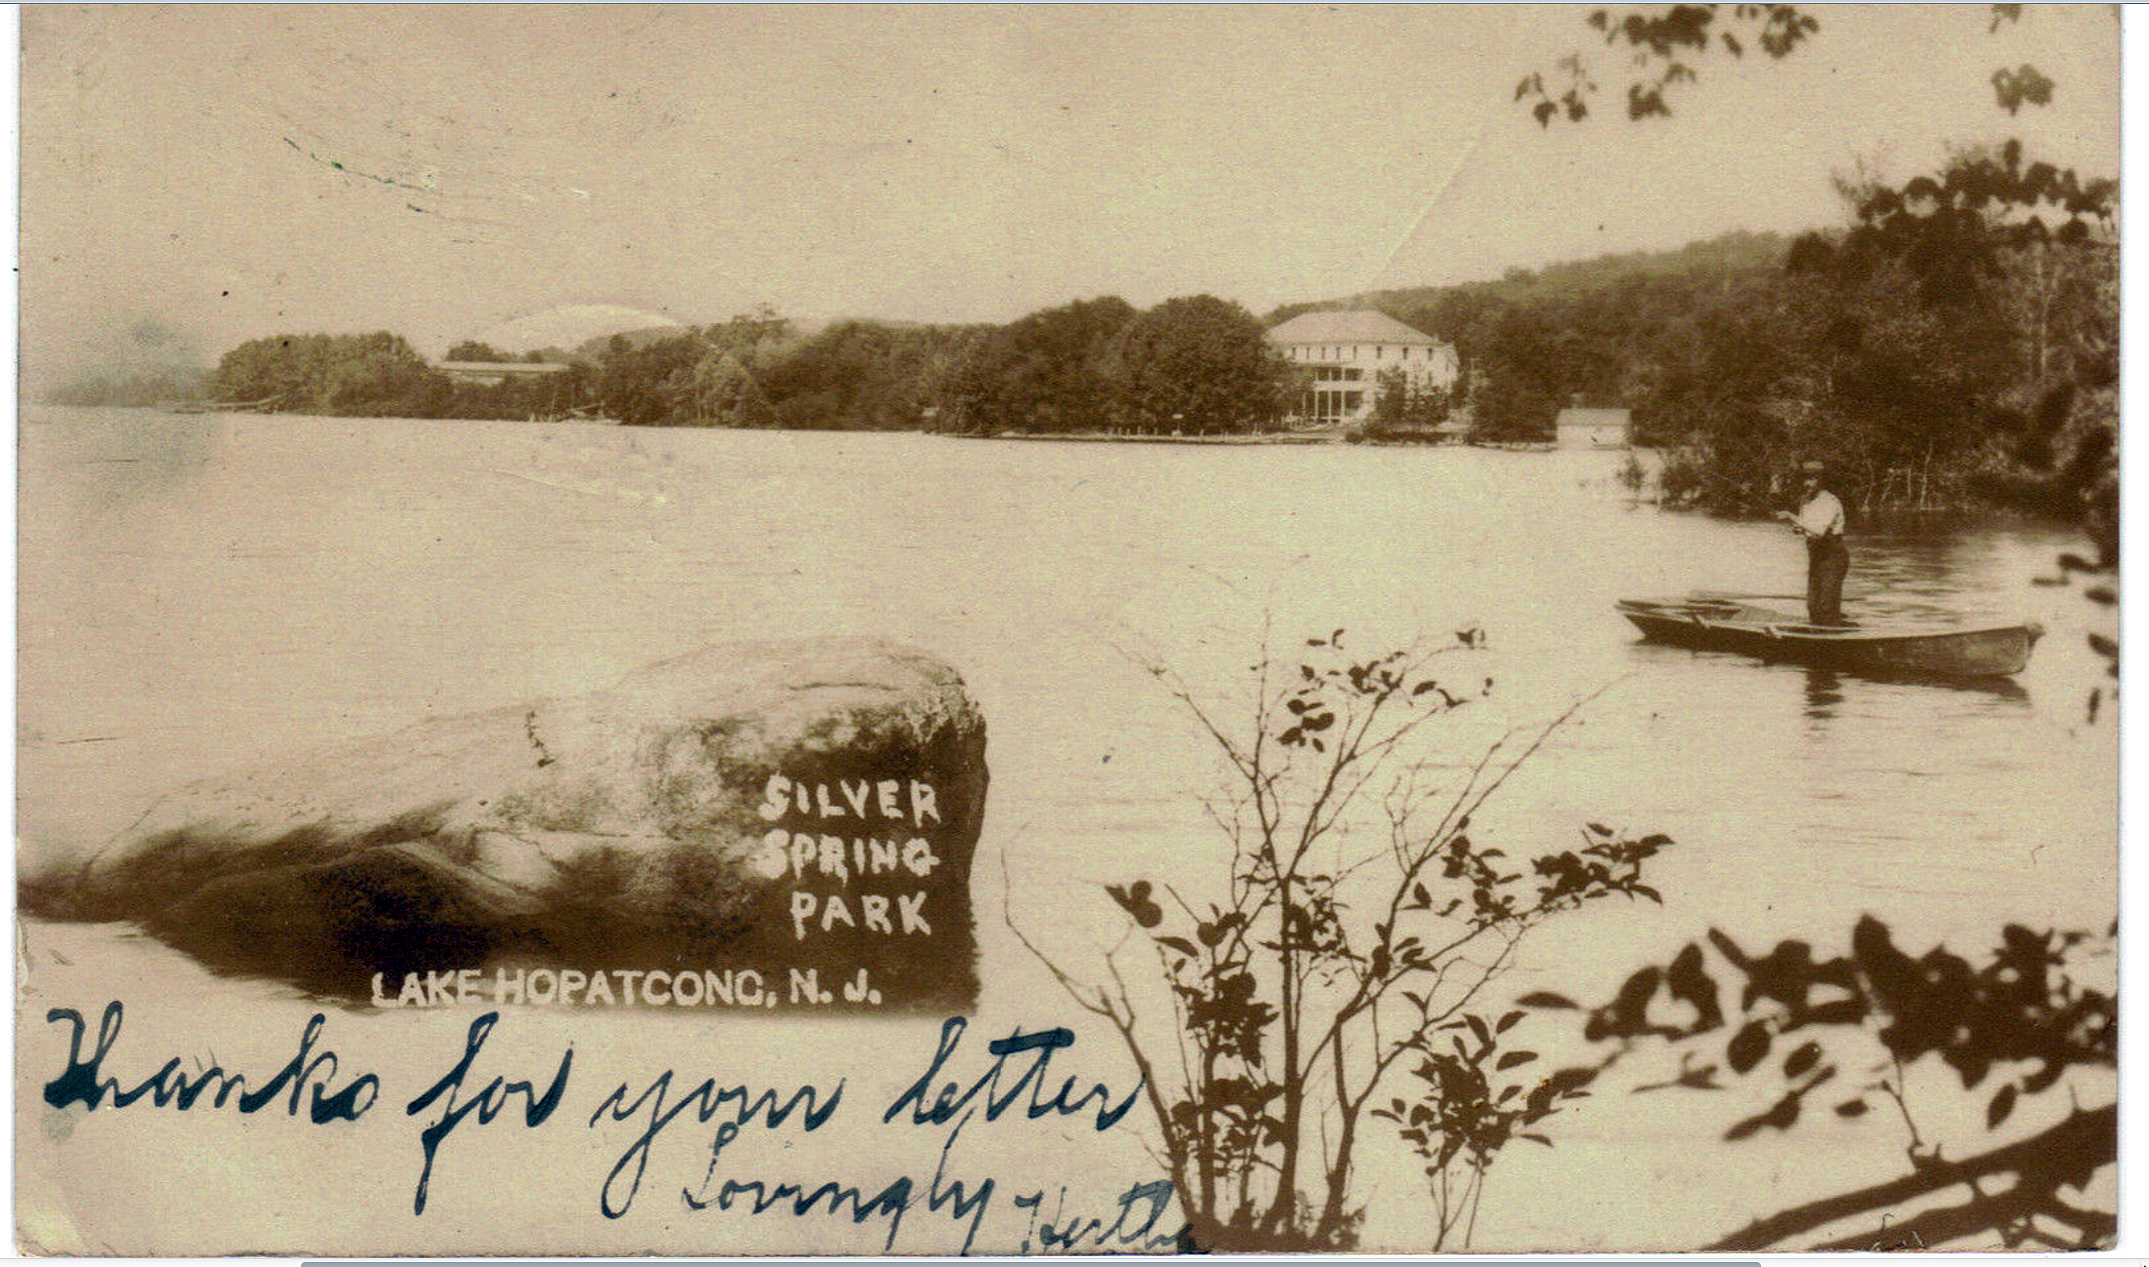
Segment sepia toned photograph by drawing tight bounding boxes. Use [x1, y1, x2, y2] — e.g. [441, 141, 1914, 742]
[15, 4, 2120, 1255]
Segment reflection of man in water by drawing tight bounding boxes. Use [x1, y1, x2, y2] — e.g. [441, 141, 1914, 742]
[1778, 460, 1848, 625]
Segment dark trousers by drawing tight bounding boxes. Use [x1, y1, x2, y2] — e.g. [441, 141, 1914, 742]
[1807, 536, 1849, 625]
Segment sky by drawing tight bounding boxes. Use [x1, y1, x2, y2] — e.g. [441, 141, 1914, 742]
[19, 4, 2121, 385]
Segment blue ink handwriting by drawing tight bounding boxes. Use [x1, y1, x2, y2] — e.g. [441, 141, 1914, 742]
[42, 1001, 378, 1122]
[884, 1017, 1142, 1132]
[587, 1064, 843, 1218]
[1013, 1179, 1182, 1254]
[404, 1011, 573, 1215]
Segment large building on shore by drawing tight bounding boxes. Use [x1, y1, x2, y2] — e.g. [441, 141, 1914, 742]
[1266, 309, 1460, 423]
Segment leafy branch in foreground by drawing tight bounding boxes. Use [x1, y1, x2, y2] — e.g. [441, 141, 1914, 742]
[1008, 627, 1668, 1251]
[1540, 915, 2115, 1250]
[1515, 4, 1820, 125]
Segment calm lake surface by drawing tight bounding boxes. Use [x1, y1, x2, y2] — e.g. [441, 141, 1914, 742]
[16, 407, 2117, 1250]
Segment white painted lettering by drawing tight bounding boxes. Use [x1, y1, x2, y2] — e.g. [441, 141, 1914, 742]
[756, 828, 791, 880]
[818, 833, 849, 882]
[902, 836, 940, 877]
[863, 893, 894, 933]
[898, 890, 932, 934]
[756, 774, 793, 822]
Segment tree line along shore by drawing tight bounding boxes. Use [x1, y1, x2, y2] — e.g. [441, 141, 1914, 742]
[54, 197, 2113, 531]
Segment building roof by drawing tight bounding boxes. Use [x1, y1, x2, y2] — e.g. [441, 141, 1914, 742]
[1267, 309, 1443, 347]
[1555, 407, 1632, 428]
[437, 360, 571, 375]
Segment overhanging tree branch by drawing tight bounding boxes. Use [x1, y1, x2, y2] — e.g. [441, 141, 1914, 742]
[1703, 1102, 2112, 1250]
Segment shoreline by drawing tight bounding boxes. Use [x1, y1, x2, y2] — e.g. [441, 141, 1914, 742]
[932, 429, 1340, 446]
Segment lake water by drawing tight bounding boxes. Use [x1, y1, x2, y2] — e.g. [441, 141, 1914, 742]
[15, 408, 2117, 1252]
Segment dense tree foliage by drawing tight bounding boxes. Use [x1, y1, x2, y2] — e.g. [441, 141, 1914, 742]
[209, 331, 593, 421]
[1464, 306, 1568, 443]
[1109, 295, 1291, 435]
[933, 294, 1293, 437]
[935, 296, 1136, 435]
[592, 331, 709, 427]
[1499, 5, 2117, 521]
[213, 332, 452, 417]
[1367, 366, 1450, 438]
[758, 320, 967, 431]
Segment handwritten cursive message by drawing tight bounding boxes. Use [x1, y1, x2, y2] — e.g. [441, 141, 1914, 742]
[36, 1003, 1178, 1255]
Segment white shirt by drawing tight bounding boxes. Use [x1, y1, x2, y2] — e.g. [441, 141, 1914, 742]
[1795, 489, 1844, 539]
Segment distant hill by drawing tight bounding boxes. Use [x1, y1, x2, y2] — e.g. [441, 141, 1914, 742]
[1266, 230, 1794, 328]
[32, 315, 214, 406]
[44, 363, 208, 407]
[472, 304, 688, 359]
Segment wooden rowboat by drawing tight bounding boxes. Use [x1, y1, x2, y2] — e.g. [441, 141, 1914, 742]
[1617, 594, 2044, 679]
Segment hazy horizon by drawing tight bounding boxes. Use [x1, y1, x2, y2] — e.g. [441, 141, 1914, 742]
[21, 5, 2119, 388]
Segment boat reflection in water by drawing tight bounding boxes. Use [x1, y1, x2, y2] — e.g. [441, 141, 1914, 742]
[1793, 667, 2030, 723]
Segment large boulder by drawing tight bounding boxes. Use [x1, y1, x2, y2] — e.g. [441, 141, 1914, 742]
[25, 638, 988, 1011]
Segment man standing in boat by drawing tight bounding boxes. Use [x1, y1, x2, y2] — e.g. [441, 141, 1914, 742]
[1778, 460, 1849, 625]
